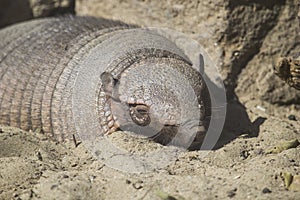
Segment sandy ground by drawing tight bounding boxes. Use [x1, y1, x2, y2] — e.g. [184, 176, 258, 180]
[1, 0, 300, 199]
[1, 108, 299, 199]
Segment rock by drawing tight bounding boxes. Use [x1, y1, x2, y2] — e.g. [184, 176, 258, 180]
[0, 0, 32, 28]
[76, 0, 300, 108]
[132, 180, 143, 190]
[266, 139, 300, 154]
[222, 1, 286, 98]
[0, 0, 76, 28]
[29, 0, 75, 18]
[236, 1, 300, 105]
[262, 187, 272, 194]
[289, 175, 300, 192]
[227, 188, 237, 198]
[288, 115, 297, 121]
[155, 190, 183, 200]
[282, 172, 300, 191]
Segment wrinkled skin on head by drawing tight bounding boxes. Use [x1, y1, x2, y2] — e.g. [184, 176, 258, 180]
[102, 57, 211, 148]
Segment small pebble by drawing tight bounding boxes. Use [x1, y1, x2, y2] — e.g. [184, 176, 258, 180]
[233, 50, 240, 57]
[50, 184, 58, 190]
[262, 187, 272, 194]
[288, 115, 297, 121]
[0, 128, 3, 133]
[256, 105, 266, 112]
[133, 180, 143, 190]
[63, 174, 69, 178]
[282, 172, 293, 188]
[89, 175, 96, 182]
[289, 175, 300, 191]
[36, 151, 43, 161]
[156, 190, 178, 200]
[227, 188, 237, 198]
[266, 139, 300, 154]
[240, 150, 250, 159]
[71, 163, 78, 167]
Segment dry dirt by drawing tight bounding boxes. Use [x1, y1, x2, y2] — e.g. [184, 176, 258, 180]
[0, 0, 300, 199]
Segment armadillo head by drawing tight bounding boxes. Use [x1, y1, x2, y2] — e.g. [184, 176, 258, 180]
[101, 57, 211, 148]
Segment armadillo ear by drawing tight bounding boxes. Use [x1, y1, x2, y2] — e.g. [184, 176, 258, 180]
[100, 72, 130, 129]
[100, 72, 120, 102]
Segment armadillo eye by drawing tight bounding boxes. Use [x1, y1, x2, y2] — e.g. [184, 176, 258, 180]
[136, 106, 148, 115]
[129, 104, 151, 126]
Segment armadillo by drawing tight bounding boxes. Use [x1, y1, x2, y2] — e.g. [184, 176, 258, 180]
[0, 15, 211, 147]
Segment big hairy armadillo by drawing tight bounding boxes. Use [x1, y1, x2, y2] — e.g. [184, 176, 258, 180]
[0, 16, 211, 147]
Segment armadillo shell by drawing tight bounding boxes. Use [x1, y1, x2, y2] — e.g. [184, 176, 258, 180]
[0, 15, 196, 142]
